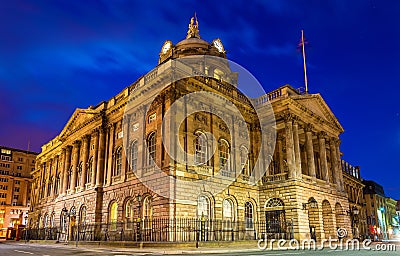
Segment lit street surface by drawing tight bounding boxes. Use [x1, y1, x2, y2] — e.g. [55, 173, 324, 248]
[0, 241, 399, 256]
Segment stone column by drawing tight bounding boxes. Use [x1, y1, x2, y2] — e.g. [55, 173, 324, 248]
[91, 130, 99, 187]
[106, 124, 115, 186]
[293, 119, 302, 178]
[335, 139, 344, 191]
[318, 132, 329, 182]
[96, 128, 106, 187]
[329, 138, 338, 187]
[71, 140, 81, 191]
[277, 134, 284, 174]
[80, 134, 91, 188]
[62, 146, 72, 194]
[51, 156, 59, 197]
[305, 124, 316, 178]
[283, 114, 296, 178]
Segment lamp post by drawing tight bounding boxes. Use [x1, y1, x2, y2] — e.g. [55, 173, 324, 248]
[61, 206, 69, 245]
[136, 194, 142, 242]
[24, 215, 28, 244]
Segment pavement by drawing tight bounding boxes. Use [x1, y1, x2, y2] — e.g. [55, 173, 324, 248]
[1, 238, 399, 255]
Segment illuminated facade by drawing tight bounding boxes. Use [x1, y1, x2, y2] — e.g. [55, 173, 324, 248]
[0, 146, 37, 238]
[29, 17, 352, 241]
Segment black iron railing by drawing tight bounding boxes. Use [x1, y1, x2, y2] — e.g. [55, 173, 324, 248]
[26, 218, 293, 242]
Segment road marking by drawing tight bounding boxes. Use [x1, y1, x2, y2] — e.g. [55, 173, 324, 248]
[14, 250, 34, 255]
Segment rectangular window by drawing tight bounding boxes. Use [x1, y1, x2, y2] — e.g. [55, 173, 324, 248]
[14, 187, 19, 192]
[17, 166, 22, 170]
[18, 157, 23, 162]
[13, 195, 19, 200]
[15, 180, 20, 185]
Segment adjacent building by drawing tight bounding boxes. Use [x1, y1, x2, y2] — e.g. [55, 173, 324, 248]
[341, 160, 366, 239]
[0, 146, 37, 238]
[29, 17, 352, 242]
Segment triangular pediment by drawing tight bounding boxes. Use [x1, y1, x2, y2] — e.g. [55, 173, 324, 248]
[59, 108, 100, 138]
[291, 94, 344, 132]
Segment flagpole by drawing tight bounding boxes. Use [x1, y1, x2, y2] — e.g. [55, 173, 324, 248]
[301, 30, 309, 94]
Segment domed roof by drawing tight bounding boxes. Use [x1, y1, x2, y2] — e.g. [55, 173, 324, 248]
[158, 16, 226, 64]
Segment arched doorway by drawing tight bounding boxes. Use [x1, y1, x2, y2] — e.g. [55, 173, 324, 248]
[322, 200, 335, 239]
[69, 206, 77, 240]
[307, 198, 320, 241]
[264, 198, 287, 239]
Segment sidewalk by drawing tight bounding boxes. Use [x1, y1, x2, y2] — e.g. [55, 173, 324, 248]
[4, 239, 400, 254]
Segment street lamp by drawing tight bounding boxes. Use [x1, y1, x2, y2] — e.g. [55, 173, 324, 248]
[24, 215, 28, 243]
[61, 206, 69, 244]
[302, 197, 318, 210]
[136, 194, 142, 242]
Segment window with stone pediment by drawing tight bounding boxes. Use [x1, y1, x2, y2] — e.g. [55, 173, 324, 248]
[194, 131, 207, 165]
[130, 141, 138, 171]
[147, 132, 156, 165]
[86, 157, 93, 184]
[76, 162, 83, 187]
[113, 147, 122, 177]
[219, 139, 230, 173]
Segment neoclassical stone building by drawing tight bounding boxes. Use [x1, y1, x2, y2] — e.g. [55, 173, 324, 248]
[29, 17, 352, 241]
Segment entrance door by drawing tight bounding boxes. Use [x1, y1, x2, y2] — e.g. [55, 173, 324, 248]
[309, 225, 317, 241]
[265, 210, 286, 239]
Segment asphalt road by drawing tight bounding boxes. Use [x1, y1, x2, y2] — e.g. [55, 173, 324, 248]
[0, 241, 398, 256]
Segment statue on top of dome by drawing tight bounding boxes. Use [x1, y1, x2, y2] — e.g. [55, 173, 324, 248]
[186, 13, 200, 39]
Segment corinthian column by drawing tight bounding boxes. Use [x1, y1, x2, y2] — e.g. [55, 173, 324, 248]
[106, 124, 115, 186]
[91, 130, 99, 187]
[305, 124, 316, 178]
[329, 138, 338, 185]
[335, 139, 344, 191]
[80, 134, 91, 188]
[318, 132, 329, 182]
[62, 146, 72, 194]
[96, 128, 106, 187]
[283, 113, 296, 178]
[293, 118, 302, 178]
[71, 140, 81, 191]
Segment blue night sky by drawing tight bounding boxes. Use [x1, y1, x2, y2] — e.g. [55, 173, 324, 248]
[1, 1, 399, 199]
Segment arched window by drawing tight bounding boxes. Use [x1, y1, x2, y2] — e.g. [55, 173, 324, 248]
[219, 139, 230, 173]
[142, 196, 152, 230]
[244, 202, 254, 229]
[142, 196, 152, 220]
[77, 162, 83, 187]
[125, 198, 135, 230]
[222, 199, 234, 221]
[43, 213, 49, 228]
[38, 215, 42, 228]
[265, 198, 286, 236]
[86, 157, 93, 184]
[50, 212, 55, 228]
[197, 196, 210, 219]
[265, 198, 284, 208]
[147, 132, 156, 165]
[194, 131, 207, 165]
[79, 205, 87, 225]
[109, 202, 118, 231]
[114, 147, 122, 177]
[130, 141, 138, 171]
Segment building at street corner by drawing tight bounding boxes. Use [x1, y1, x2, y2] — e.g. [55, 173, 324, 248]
[341, 160, 367, 239]
[363, 180, 398, 240]
[29, 17, 352, 242]
[0, 146, 37, 239]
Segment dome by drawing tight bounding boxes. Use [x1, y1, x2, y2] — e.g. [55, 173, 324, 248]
[158, 16, 226, 64]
